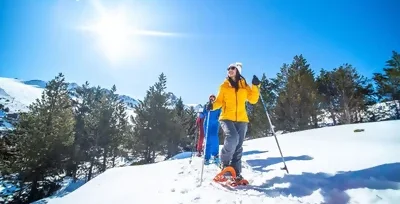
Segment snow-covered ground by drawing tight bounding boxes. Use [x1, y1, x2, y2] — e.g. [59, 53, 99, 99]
[0, 77, 139, 120]
[43, 120, 400, 204]
[0, 77, 43, 113]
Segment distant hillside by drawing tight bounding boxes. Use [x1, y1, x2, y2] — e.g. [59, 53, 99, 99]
[0, 77, 202, 130]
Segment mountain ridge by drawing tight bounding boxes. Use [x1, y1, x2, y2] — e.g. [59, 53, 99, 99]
[0, 77, 202, 130]
[20, 79, 202, 110]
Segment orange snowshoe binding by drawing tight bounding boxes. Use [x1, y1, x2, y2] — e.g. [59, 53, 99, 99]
[213, 166, 249, 186]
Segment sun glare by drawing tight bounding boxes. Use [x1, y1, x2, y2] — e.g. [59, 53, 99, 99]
[91, 11, 132, 62]
[80, 0, 180, 65]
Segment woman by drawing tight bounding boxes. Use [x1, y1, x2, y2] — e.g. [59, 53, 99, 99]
[207, 62, 260, 181]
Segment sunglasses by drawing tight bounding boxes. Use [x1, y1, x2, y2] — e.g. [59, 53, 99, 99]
[227, 66, 236, 71]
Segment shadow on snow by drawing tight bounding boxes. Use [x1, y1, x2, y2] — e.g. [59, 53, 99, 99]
[246, 155, 313, 173]
[242, 150, 269, 156]
[169, 150, 269, 161]
[241, 162, 400, 204]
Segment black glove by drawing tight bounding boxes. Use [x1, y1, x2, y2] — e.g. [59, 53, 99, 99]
[206, 101, 213, 111]
[252, 75, 260, 86]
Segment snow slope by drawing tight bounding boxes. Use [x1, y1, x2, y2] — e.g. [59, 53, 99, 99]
[45, 120, 400, 204]
[0, 77, 43, 113]
[0, 77, 139, 118]
[0, 77, 201, 120]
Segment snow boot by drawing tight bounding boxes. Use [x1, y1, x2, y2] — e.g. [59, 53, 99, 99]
[214, 157, 220, 165]
[233, 174, 249, 186]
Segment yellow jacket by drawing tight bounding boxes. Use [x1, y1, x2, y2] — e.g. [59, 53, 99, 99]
[212, 78, 260, 122]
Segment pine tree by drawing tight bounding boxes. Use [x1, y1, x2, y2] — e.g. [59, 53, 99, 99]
[84, 86, 105, 180]
[274, 55, 319, 131]
[110, 93, 130, 167]
[317, 69, 340, 125]
[332, 64, 372, 124]
[131, 73, 171, 163]
[166, 97, 187, 158]
[273, 63, 291, 131]
[98, 85, 121, 172]
[184, 106, 198, 150]
[373, 50, 400, 119]
[0, 105, 19, 172]
[66, 81, 94, 180]
[247, 73, 276, 138]
[8, 73, 75, 202]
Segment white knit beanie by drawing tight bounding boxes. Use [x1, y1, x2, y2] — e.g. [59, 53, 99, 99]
[228, 62, 242, 74]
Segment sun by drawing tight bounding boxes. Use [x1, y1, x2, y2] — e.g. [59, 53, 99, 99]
[90, 10, 133, 62]
[79, 0, 179, 65]
[80, 5, 140, 64]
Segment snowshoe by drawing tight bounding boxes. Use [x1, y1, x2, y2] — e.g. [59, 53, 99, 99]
[213, 166, 249, 187]
[213, 166, 236, 182]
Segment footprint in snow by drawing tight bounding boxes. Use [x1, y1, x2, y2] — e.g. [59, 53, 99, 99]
[192, 196, 200, 201]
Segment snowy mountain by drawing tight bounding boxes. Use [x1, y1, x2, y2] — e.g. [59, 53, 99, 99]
[186, 103, 203, 112]
[0, 78, 44, 113]
[21, 79, 140, 109]
[0, 77, 139, 128]
[0, 77, 202, 131]
[1, 77, 201, 113]
[40, 120, 400, 204]
[23, 79, 47, 88]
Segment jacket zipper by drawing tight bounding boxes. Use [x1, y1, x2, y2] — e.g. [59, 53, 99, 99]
[235, 90, 238, 121]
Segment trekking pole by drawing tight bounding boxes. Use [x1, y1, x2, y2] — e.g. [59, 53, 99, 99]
[199, 110, 211, 186]
[259, 92, 289, 174]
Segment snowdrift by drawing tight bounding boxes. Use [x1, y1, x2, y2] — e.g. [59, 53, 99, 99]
[44, 120, 400, 204]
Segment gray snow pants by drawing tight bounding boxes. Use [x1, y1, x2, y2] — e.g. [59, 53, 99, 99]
[219, 120, 248, 176]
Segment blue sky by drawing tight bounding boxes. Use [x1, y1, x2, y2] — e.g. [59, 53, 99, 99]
[1, 0, 399, 104]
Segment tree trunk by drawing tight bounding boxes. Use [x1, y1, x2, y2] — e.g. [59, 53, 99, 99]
[330, 109, 337, 125]
[88, 156, 94, 181]
[152, 150, 156, 163]
[66, 146, 78, 178]
[145, 146, 151, 163]
[312, 112, 318, 128]
[395, 100, 400, 119]
[112, 154, 116, 167]
[343, 103, 351, 124]
[102, 147, 108, 172]
[28, 174, 40, 202]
